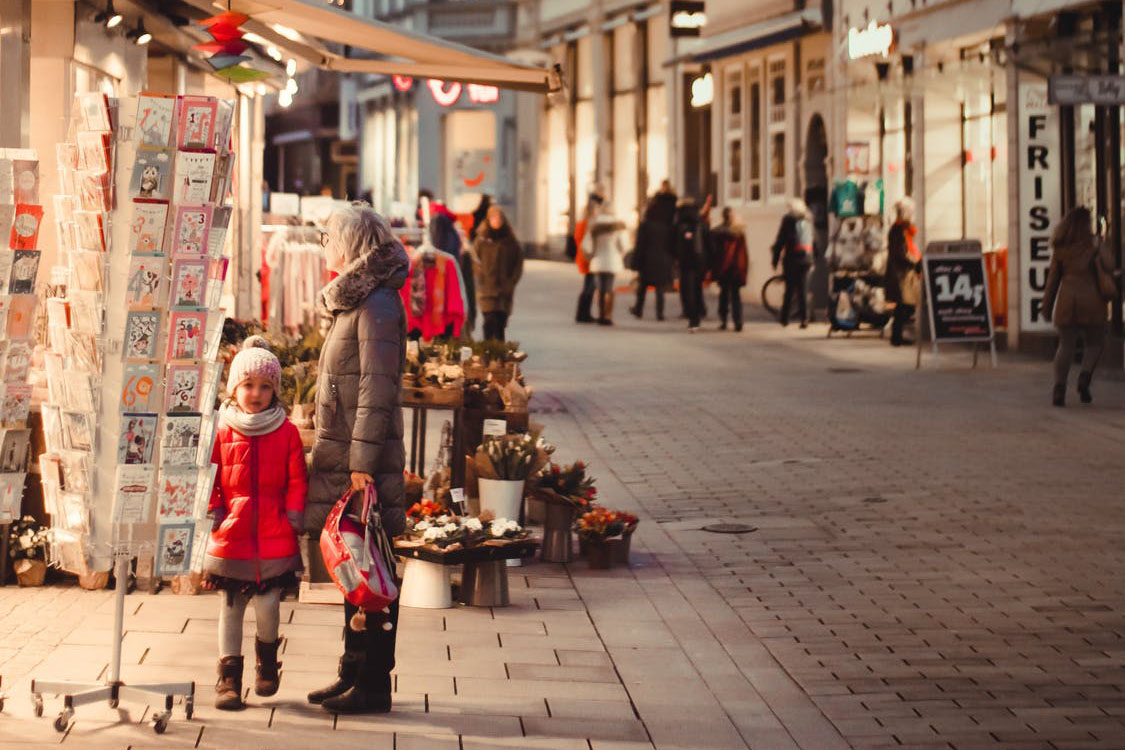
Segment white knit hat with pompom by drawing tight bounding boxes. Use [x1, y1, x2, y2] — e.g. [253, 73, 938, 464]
[228, 335, 281, 393]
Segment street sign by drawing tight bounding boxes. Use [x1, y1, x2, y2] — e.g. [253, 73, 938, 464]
[1049, 74, 1125, 105]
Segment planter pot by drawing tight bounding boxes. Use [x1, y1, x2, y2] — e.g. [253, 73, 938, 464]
[611, 526, 635, 565]
[583, 540, 614, 570]
[525, 496, 546, 524]
[540, 502, 575, 563]
[478, 479, 524, 522]
[14, 558, 46, 586]
[78, 570, 111, 590]
[399, 558, 452, 609]
[459, 560, 510, 607]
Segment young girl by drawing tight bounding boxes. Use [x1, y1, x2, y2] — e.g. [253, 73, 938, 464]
[203, 337, 307, 711]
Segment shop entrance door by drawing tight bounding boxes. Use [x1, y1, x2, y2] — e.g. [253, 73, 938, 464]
[805, 114, 830, 308]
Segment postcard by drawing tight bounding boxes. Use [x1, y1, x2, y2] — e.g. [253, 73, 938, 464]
[207, 206, 232, 258]
[119, 412, 158, 465]
[124, 310, 162, 360]
[157, 467, 201, 521]
[76, 170, 112, 212]
[0, 472, 24, 523]
[172, 151, 216, 205]
[69, 250, 104, 292]
[161, 413, 201, 466]
[41, 405, 62, 452]
[10, 204, 43, 250]
[5, 295, 36, 339]
[76, 131, 110, 173]
[170, 257, 207, 308]
[129, 201, 169, 255]
[113, 464, 155, 524]
[214, 99, 235, 151]
[165, 363, 203, 413]
[58, 491, 90, 533]
[74, 211, 106, 253]
[135, 93, 177, 149]
[0, 427, 31, 472]
[68, 290, 102, 335]
[125, 254, 166, 308]
[60, 370, 95, 411]
[78, 93, 112, 132]
[129, 149, 174, 201]
[1, 383, 32, 427]
[167, 311, 206, 361]
[58, 450, 91, 493]
[206, 258, 228, 308]
[8, 250, 39, 294]
[170, 204, 212, 257]
[155, 521, 195, 576]
[65, 331, 102, 373]
[176, 96, 218, 150]
[3, 339, 32, 384]
[61, 409, 95, 452]
[56, 142, 79, 171]
[120, 362, 161, 413]
[12, 159, 39, 205]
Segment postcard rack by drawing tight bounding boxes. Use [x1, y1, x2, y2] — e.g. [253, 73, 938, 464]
[32, 91, 235, 734]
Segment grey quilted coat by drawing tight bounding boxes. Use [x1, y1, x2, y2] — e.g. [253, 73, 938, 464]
[307, 248, 409, 537]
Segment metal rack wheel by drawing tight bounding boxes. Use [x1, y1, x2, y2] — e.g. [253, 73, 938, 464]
[184, 696, 194, 720]
[54, 708, 73, 732]
[33, 694, 43, 717]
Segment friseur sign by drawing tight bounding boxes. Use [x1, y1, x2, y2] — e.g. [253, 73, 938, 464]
[1049, 74, 1125, 105]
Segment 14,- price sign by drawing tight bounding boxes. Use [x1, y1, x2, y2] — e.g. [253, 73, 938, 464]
[921, 253, 994, 343]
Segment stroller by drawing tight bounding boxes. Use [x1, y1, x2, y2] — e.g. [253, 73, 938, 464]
[827, 272, 890, 337]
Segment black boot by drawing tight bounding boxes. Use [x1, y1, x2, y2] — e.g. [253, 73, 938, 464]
[255, 638, 282, 697]
[215, 656, 245, 711]
[307, 653, 360, 705]
[321, 685, 392, 715]
[576, 293, 595, 323]
[1077, 372, 1093, 404]
[1052, 383, 1066, 407]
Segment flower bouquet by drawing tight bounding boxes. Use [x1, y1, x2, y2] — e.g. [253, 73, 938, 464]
[8, 516, 49, 586]
[403, 510, 528, 553]
[533, 461, 597, 508]
[406, 498, 446, 524]
[574, 507, 640, 569]
[474, 433, 554, 521]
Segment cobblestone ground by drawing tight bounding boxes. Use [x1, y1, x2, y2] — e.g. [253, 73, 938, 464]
[2, 260, 1124, 750]
[520, 261, 1125, 750]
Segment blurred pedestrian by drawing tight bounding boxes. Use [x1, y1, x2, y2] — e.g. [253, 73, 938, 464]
[574, 187, 605, 323]
[884, 197, 920, 346]
[711, 207, 749, 331]
[582, 199, 628, 326]
[474, 205, 524, 341]
[629, 194, 677, 320]
[675, 198, 707, 331]
[771, 198, 815, 328]
[1043, 206, 1115, 406]
[470, 194, 493, 238]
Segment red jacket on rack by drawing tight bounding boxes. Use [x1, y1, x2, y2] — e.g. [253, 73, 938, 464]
[400, 250, 465, 340]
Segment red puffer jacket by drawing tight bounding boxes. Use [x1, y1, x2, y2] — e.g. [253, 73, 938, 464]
[207, 419, 307, 568]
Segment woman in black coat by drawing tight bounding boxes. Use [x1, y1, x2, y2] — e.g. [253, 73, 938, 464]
[629, 197, 676, 320]
[306, 203, 409, 715]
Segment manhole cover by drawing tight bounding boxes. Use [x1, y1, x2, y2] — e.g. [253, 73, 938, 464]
[701, 523, 758, 534]
[863, 496, 888, 504]
[827, 367, 864, 374]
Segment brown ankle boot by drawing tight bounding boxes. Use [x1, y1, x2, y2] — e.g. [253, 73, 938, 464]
[215, 655, 245, 710]
[255, 638, 282, 697]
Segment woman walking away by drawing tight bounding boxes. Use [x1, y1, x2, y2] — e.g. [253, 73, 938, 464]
[771, 198, 815, 328]
[630, 197, 676, 320]
[205, 337, 307, 711]
[884, 198, 921, 346]
[474, 205, 524, 341]
[1043, 206, 1115, 406]
[574, 187, 604, 323]
[306, 203, 409, 714]
[712, 207, 749, 331]
[582, 200, 628, 325]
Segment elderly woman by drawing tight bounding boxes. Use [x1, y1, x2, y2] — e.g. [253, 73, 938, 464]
[305, 203, 409, 714]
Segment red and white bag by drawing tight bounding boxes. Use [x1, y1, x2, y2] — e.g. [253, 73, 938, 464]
[319, 485, 399, 611]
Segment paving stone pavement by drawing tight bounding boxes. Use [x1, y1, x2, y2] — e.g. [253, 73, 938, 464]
[2, 260, 1125, 750]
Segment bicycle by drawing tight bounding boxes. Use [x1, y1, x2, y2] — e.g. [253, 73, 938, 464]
[761, 273, 785, 320]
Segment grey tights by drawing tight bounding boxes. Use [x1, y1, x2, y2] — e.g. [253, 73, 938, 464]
[218, 589, 281, 657]
[1053, 325, 1105, 385]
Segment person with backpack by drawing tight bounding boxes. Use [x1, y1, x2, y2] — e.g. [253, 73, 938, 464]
[771, 198, 815, 328]
[711, 207, 749, 331]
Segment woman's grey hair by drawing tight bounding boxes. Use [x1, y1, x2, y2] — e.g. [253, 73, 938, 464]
[327, 201, 398, 264]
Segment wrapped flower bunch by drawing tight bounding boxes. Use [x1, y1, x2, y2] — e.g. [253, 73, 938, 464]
[535, 460, 597, 508]
[8, 516, 49, 560]
[574, 507, 639, 542]
[475, 432, 554, 482]
[406, 498, 446, 525]
[408, 512, 527, 551]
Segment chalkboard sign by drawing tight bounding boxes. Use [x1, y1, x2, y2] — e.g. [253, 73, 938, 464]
[921, 253, 994, 342]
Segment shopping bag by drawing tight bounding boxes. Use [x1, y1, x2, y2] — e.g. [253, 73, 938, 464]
[319, 484, 399, 611]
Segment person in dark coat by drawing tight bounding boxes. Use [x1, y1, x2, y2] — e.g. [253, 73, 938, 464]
[629, 197, 677, 320]
[771, 198, 814, 328]
[306, 203, 408, 715]
[474, 205, 524, 341]
[884, 197, 920, 346]
[1043, 206, 1115, 406]
[711, 207, 749, 331]
[674, 199, 707, 331]
[470, 194, 493, 239]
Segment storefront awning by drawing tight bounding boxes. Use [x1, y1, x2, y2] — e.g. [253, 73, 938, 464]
[219, 0, 555, 93]
[667, 8, 823, 66]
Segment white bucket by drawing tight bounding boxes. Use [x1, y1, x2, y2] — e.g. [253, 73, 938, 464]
[399, 559, 452, 609]
[478, 478, 525, 522]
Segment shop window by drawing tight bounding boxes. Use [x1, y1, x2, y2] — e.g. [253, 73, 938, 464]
[767, 58, 787, 196]
[749, 65, 762, 201]
[729, 138, 743, 191]
[770, 133, 785, 190]
[725, 69, 743, 201]
[613, 22, 636, 93]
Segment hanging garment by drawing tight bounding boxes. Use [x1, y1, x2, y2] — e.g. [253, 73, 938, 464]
[400, 249, 466, 339]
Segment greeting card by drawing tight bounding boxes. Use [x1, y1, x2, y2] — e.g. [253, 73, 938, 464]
[12, 159, 39, 204]
[58, 450, 91, 493]
[0, 383, 31, 427]
[61, 409, 95, 452]
[5, 295, 36, 338]
[10, 204, 43, 250]
[57, 491, 90, 533]
[129, 149, 174, 201]
[170, 257, 207, 308]
[3, 339, 32, 384]
[129, 201, 169, 255]
[77, 170, 112, 212]
[156, 521, 195, 575]
[161, 413, 201, 466]
[170, 204, 212, 257]
[0, 427, 31, 472]
[172, 151, 217, 205]
[68, 290, 102, 335]
[113, 464, 155, 524]
[78, 93, 112, 132]
[8, 250, 39, 294]
[74, 211, 106, 252]
[0, 251, 11, 292]
[167, 311, 206, 361]
[135, 93, 177, 149]
[0, 472, 23, 523]
[208, 206, 233, 258]
[176, 96, 218, 150]
[157, 467, 201, 521]
[0, 205, 14, 244]
[165, 363, 203, 413]
[76, 132, 110, 173]
[120, 362, 161, 413]
[124, 309, 162, 360]
[69, 250, 104, 292]
[125, 255, 167, 308]
[118, 412, 158, 465]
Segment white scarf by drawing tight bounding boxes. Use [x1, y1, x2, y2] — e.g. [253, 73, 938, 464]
[219, 400, 287, 437]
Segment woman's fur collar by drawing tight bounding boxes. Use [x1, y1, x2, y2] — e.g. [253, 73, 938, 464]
[321, 243, 410, 314]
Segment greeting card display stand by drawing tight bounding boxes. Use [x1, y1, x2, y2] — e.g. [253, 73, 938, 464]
[31, 542, 194, 733]
[31, 91, 235, 735]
